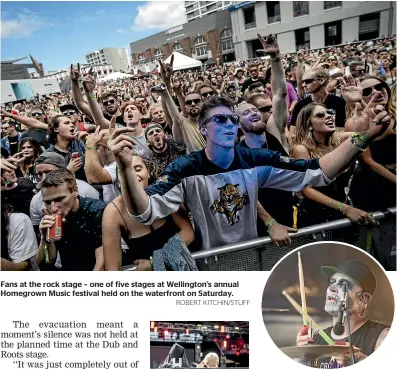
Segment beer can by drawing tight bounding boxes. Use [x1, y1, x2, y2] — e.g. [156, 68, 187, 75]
[71, 152, 80, 160]
[46, 215, 63, 242]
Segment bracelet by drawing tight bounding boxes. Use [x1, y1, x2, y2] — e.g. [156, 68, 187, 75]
[267, 218, 278, 232]
[40, 238, 50, 264]
[87, 95, 96, 100]
[351, 132, 369, 152]
[149, 257, 153, 270]
[337, 202, 343, 213]
[85, 146, 97, 151]
[342, 204, 349, 216]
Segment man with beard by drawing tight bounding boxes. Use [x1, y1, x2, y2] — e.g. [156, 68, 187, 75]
[145, 123, 186, 180]
[296, 260, 390, 367]
[157, 59, 206, 153]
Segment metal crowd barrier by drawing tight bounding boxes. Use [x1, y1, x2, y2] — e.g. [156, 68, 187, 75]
[192, 207, 396, 272]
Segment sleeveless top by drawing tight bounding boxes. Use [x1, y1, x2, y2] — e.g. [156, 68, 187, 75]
[314, 320, 389, 368]
[111, 202, 180, 265]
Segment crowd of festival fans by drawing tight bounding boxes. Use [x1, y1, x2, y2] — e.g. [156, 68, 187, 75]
[1, 34, 395, 271]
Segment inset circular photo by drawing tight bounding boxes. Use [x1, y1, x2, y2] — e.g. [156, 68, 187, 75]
[262, 242, 394, 367]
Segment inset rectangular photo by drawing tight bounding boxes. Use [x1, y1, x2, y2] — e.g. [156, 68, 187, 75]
[150, 321, 249, 368]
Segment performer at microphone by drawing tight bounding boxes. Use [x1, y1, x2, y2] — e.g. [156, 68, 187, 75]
[296, 260, 390, 367]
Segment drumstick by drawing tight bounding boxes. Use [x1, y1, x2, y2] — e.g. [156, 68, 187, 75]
[282, 290, 334, 346]
[298, 251, 309, 326]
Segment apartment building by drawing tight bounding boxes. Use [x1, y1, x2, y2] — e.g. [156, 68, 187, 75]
[85, 47, 130, 72]
[185, 1, 234, 21]
[230, 1, 396, 60]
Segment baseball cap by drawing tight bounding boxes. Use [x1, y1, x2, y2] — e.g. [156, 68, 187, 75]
[321, 260, 376, 295]
[59, 104, 78, 113]
[35, 152, 66, 168]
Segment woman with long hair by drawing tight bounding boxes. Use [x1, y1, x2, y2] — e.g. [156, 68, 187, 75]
[16, 137, 42, 184]
[102, 154, 195, 271]
[292, 102, 375, 228]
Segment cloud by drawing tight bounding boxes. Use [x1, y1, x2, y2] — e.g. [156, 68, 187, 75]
[1, 11, 54, 38]
[116, 29, 129, 34]
[133, 1, 187, 31]
[69, 9, 106, 23]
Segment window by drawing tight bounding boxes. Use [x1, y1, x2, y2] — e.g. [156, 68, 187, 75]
[138, 54, 146, 63]
[293, 1, 309, 17]
[267, 2, 281, 24]
[173, 43, 183, 52]
[195, 36, 206, 45]
[154, 49, 162, 57]
[359, 13, 380, 41]
[324, 20, 342, 45]
[196, 45, 208, 56]
[221, 39, 233, 51]
[295, 27, 310, 50]
[324, 1, 342, 10]
[243, 6, 256, 29]
[220, 28, 232, 39]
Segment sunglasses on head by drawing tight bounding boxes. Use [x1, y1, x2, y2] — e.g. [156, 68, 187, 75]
[201, 91, 214, 98]
[302, 78, 318, 85]
[363, 84, 384, 97]
[185, 98, 201, 106]
[103, 99, 116, 106]
[207, 114, 240, 125]
[258, 106, 272, 113]
[314, 109, 336, 118]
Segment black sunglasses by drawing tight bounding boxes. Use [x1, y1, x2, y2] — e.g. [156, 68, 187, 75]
[31, 112, 43, 117]
[363, 84, 385, 97]
[204, 114, 239, 125]
[103, 99, 116, 106]
[201, 91, 214, 98]
[314, 109, 336, 118]
[302, 78, 318, 85]
[185, 98, 201, 106]
[250, 69, 258, 72]
[258, 106, 272, 113]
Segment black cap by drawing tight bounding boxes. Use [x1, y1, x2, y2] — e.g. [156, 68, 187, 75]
[59, 104, 78, 113]
[322, 260, 376, 295]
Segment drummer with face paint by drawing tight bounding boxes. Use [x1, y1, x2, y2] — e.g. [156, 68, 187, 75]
[296, 260, 390, 367]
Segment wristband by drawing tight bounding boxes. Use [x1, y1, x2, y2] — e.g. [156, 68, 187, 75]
[149, 257, 153, 270]
[337, 202, 343, 213]
[267, 218, 278, 232]
[87, 95, 96, 101]
[351, 132, 368, 152]
[40, 238, 50, 264]
[84, 146, 97, 151]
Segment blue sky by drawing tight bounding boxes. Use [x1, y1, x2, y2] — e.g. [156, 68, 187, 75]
[1, 1, 187, 71]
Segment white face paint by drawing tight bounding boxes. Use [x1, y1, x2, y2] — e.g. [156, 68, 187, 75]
[324, 272, 356, 316]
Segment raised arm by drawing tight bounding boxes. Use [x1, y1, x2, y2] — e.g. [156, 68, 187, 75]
[82, 69, 111, 129]
[0, 109, 48, 130]
[70, 63, 93, 120]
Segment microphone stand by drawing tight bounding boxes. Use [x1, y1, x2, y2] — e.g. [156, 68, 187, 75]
[343, 282, 355, 366]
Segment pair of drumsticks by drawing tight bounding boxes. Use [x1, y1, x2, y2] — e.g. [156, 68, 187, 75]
[282, 252, 334, 345]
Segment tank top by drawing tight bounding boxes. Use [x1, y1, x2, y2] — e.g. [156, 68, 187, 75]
[111, 202, 180, 265]
[314, 321, 389, 367]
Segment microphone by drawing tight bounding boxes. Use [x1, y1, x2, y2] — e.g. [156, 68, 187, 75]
[333, 283, 347, 335]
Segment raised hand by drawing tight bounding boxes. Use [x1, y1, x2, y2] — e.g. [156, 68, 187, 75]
[85, 125, 109, 148]
[70, 63, 81, 81]
[159, 54, 174, 81]
[82, 67, 97, 93]
[340, 76, 363, 103]
[0, 109, 13, 118]
[66, 157, 83, 174]
[107, 115, 136, 169]
[257, 33, 280, 59]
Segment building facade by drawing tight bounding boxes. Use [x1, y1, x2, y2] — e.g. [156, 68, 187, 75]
[185, 1, 234, 21]
[130, 10, 235, 71]
[230, 1, 396, 60]
[43, 63, 114, 83]
[85, 47, 129, 72]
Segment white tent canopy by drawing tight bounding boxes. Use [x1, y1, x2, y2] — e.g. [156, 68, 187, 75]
[100, 72, 134, 81]
[160, 52, 202, 71]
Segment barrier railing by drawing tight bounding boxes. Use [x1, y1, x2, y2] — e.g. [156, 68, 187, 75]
[193, 207, 396, 272]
